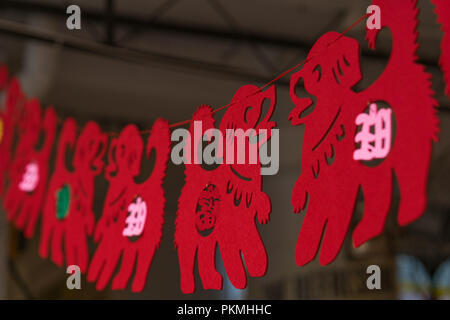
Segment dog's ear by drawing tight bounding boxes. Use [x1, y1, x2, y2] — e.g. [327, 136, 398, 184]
[254, 85, 277, 147]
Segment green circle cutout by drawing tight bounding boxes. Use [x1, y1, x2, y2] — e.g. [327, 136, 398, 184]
[56, 184, 71, 220]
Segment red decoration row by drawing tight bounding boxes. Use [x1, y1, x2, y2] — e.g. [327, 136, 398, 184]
[0, 0, 443, 293]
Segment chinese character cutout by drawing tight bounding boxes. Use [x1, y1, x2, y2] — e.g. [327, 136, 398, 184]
[432, 0, 450, 97]
[3, 99, 57, 238]
[39, 119, 107, 273]
[353, 103, 392, 161]
[289, 0, 439, 266]
[175, 84, 276, 294]
[0, 70, 26, 196]
[123, 197, 147, 237]
[19, 162, 39, 192]
[88, 119, 170, 292]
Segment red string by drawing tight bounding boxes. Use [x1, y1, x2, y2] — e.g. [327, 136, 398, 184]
[107, 12, 370, 134]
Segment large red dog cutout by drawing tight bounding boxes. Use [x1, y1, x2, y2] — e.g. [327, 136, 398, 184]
[289, 0, 439, 266]
[175, 84, 276, 294]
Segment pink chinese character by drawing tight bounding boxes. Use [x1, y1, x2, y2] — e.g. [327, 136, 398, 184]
[353, 103, 392, 161]
[19, 162, 39, 192]
[122, 197, 147, 237]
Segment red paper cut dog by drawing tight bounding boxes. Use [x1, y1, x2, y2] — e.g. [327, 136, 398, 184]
[3, 99, 57, 238]
[88, 119, 170, 292]
[175, 84, 276, 294]
[289, 0, 439, 266]
[432, 0, 450, 97]
[39, 119, 107, 273]
[0, 69, 26, 196]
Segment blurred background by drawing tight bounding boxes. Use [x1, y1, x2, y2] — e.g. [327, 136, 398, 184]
[0, 0, 448, 299]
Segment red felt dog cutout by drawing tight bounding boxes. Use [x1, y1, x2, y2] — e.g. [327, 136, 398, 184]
[289, 0, 439, 266]
[88, 119, 170, 292]
[175, 84, 276, 294]
[39, 119, 107, 273]
[3, 99, 57, 238]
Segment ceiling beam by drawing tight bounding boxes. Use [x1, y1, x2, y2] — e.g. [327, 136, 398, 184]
[0, 0, 440, 68]
[0, 18, 283, 85]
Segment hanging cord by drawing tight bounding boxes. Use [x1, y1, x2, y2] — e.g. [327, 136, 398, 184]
[55, 12, 370, 136]
[164, 12, 370, 131]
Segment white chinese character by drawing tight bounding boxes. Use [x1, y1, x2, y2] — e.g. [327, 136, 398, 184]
[19, 162, 39, 192]
[123, 197, 147, 237]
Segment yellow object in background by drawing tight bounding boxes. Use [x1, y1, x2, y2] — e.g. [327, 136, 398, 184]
[0, 118, 3, 144]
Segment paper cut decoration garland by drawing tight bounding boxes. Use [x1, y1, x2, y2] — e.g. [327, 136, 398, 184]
[289, 0, 439, 266]
[3, 99, 57, 238]
[175, 84, 276, 294]
[39, 119, 107, 272]
[432, 0, 450, 97]
[88, 119, 170, 292]
[0, 1, 444, 293]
